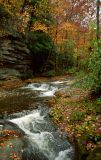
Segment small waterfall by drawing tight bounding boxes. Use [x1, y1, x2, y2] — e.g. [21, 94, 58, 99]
[0, 79, 74, 160]
[23, 83, 58, 97]
[23, 80, 68, 97]
[11, 108, 74, 160]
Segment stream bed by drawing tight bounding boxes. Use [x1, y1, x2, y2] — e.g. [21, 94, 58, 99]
[0, 79, 75, 160]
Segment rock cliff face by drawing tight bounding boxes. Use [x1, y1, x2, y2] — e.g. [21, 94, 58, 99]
[0, 35, 33, 80]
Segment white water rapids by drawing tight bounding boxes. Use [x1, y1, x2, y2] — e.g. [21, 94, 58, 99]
[1, 80, 74, 160]
[23, 82, 58, 97]
[11, 109, 73, 160]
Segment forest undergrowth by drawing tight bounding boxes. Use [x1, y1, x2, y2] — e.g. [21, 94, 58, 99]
[49, 72, 101, 160]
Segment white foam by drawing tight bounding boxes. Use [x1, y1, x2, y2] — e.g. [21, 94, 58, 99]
[51, 81, 64, 84]
[11, 109, 73, 160]
[55, 148, 72, 160]
[11, 110, 44, 134]
[23, 83, 58, 97]
[11, 111, 56, 159]
[30, 132, 55, 158]
[24, 83, 49, 91]
[40, 90, 56, 97]
[12, 80, 74, 159]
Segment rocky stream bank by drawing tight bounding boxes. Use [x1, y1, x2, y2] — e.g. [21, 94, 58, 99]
[0, 76, 101, 160]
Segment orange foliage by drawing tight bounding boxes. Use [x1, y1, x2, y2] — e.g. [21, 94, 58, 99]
[31, 22, 48, 32]
[0, 0, 96, 57]
[47, 0, 95, 57]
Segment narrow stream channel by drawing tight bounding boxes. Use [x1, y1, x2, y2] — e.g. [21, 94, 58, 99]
[0, 80, 75, 160]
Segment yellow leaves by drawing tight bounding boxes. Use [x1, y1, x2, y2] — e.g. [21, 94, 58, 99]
[51, 6, 64, 17]
[18, 11, 30, 33]
[31, 22, 48, 32]
[76, 133, 82, 138]
[86, 115, 92, 121]
[60, 22, 77, 33]
[0, 0, 23, 15]
[51, 0, 70, 16]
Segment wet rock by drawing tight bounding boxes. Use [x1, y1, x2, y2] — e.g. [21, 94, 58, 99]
[0, 120, 49, 160]
[0, 120, 25, 135]
[0, 120, 25, 160]
[55, 90, 71, 98]
[22, 146, 48, 160]
[0, 35, 33, 80]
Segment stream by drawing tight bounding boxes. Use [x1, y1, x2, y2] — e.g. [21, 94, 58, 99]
[0, 79, 75, 160]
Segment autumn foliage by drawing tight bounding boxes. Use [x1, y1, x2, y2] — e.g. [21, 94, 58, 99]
[0, 0, 99, 75]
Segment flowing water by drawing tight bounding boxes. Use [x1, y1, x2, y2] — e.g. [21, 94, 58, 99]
[0, 79, 75, 160]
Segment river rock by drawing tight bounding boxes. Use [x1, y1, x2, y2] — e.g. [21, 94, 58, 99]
[22, 146, 48, 160]
[0, 35, 33, 80]
[0, 120, 48, 160]
[0, 120, 25, 159]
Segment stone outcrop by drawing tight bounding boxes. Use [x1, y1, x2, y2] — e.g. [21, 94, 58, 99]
[0, 35, 33, 80]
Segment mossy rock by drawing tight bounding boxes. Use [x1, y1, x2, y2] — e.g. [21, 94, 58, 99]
[87, 147, 101, 160]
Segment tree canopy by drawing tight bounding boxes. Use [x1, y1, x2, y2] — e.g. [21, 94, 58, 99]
[0, 0, 101, 91]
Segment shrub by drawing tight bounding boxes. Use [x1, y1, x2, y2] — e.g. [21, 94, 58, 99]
[70, 111, 85, 123]
[86, 39, 101, 94]
[60, 40, 75, 68]
[27, 30, 57, 73]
